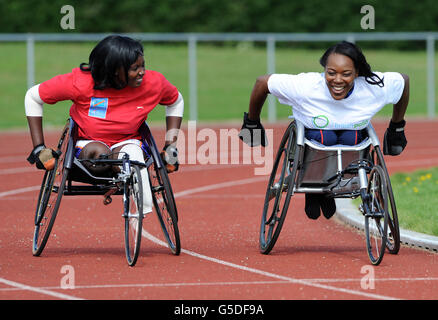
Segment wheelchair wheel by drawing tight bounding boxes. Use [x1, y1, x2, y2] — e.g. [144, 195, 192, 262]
[363, 165, 389, 266]
[32, 122, 70, 256]
[148, 162, 181, 255]
[260, 121, 301, 254]
[124, 164, 144, 267]
[371, 145, 400, 254]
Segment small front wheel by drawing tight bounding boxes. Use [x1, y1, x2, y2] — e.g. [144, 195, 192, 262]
[124, 164, 144, 266]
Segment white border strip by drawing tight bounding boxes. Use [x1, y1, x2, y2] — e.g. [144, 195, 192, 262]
[0, 278, 83, 300]
[335, 199, 438, 252]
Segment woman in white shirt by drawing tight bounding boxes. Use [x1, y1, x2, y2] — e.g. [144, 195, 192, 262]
[239, 41, 410, 220]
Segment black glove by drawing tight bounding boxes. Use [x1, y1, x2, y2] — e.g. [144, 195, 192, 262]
[27, 144, 58, 170]
[238, 112, 267, 147]
[383, 120, 407, 156]
[161, 144, 179, 173]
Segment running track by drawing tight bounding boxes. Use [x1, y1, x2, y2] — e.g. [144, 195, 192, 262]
[0, 119, 437, 301]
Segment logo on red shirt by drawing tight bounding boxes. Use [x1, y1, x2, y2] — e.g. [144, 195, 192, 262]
[89, 98, 108, 119]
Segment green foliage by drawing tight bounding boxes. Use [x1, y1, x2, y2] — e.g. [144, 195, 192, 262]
[1, 0, 437, 34]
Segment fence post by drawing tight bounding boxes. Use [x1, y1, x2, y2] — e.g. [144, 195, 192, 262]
[267, 36, 276, 122]
[427, 35, 435, 118]
[188, 35, 198, 122]
[27, 34, 35, 89]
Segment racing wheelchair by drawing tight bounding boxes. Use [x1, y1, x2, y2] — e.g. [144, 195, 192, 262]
[260, 118, 401, 265]
[32, 118, 181, 266]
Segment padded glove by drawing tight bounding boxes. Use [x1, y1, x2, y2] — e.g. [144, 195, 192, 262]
[383, 120, 407, 156]
[161, 144, 179, 173]
[27, 144, 58, 170]
[238, 112, 267, 147]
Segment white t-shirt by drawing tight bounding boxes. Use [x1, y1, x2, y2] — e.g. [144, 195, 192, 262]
[267, 72, 405, 130]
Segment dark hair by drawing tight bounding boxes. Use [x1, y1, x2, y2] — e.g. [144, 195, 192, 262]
[80, 35, 144, 90]
[319, 41, 384, 87]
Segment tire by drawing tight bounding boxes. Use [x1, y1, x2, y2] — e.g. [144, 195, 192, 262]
[371, 145, 400, 254]
[259, 121, 301, 254]
[124, 164, 144, 266]
[363, 165, 389, 266]
[148, 162, 181, 255]
[32, 122, 70, 256]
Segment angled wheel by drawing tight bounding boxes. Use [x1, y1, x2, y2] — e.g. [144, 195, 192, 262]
[371, 145, 400, 254]
[148, 161, 180, 255]
[260, 121, 301, 254]
[363, 165, 389, 265]
[124, 164, 144, 266]
[32, 121, 71, 256]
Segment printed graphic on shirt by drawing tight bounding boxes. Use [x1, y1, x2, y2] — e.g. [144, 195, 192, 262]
[312, 115, 329, 128]
[311, 114, 369, 130]
[88, 98, 108, 119]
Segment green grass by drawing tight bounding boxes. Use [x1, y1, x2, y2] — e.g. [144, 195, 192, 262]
[0, 42, 437, 130]
[352, 167, 438, 236]
[390, 168, 438, 236]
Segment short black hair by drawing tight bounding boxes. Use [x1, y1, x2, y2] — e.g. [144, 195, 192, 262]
[80, 35, 144, 90]
[320, 41, 384, 87]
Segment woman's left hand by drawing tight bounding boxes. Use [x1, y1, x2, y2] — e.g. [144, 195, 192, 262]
[383, 119, 407, 155]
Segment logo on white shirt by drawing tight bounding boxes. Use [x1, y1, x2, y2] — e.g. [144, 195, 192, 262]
[312, 115, 329, 128]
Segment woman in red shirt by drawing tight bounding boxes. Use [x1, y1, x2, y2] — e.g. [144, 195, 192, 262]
[25, 35, 184, 215]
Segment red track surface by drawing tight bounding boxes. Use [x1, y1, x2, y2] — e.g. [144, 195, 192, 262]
[1, 119, 437, 301]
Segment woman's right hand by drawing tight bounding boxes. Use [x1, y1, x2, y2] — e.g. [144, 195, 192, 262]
[27, 144, 58, 170]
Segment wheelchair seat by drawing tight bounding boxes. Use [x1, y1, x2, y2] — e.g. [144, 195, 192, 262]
[296, 136, 372, 188]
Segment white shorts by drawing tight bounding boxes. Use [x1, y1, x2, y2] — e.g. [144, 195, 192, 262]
[75, 139, 152, 214]
[75, 139, 143, 157]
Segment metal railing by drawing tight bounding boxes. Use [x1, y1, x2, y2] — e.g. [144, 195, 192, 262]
[1, 32, 436, 120]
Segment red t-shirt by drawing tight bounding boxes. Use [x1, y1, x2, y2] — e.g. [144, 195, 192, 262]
[39, 67, 179, 146]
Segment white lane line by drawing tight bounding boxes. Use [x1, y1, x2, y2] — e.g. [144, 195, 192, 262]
[0, 156, 27, 163]
[0, 167, 36, 175]
[144, 176, 401, 300]
[0, 175, 267, 200]
[2, 277, 436, 292]
[0, 280, 298, 291]
[0, 278, 83, 300]
[0, 185, 41, 198]
[0, 176, 398, 300]
[173, 176, 267, 198]
[141, 230, 399, 300]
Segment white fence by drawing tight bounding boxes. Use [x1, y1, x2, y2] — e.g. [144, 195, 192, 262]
[1, 32, 436, 120]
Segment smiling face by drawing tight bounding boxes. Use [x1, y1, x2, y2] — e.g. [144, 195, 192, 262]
[324, 53, 358, 100]
[116, 55, 145, 88]
[127, 55, 145, 87]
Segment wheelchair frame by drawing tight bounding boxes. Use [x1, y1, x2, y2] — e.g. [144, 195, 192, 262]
[260, 118, 400, 265]
[32, 118, 181, 266]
